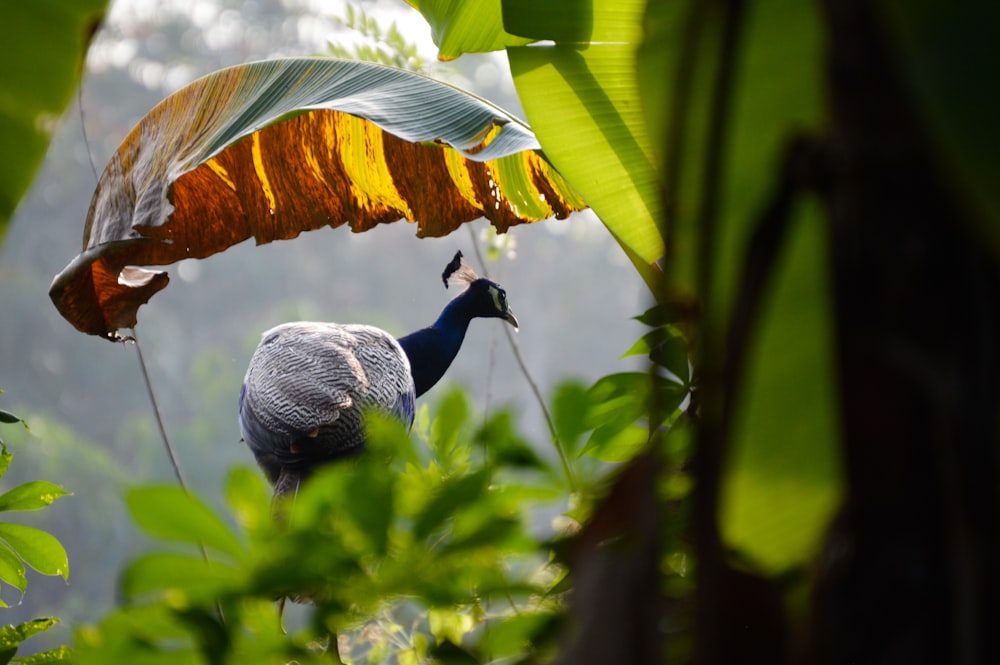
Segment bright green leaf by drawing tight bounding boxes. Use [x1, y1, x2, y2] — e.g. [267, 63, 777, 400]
[0, 543, 27, 594]
[406, 0, 531, 58]
[12, 645, 73, 664]
[126, 485, 244, 560]
[427, 607, 476, 646]
[506, 0, 663, 274]
[0, 618, 59, 650]
[0, 525, 68, 579]
[121, 552, 241, 602]
[502, 0, 644, 43]
[414, 470, 490, 540]
[344, 466, 395, 556]
[581, 425, 649, 463]
[551, 382, 590, 455]
[224, 466, 271, 532]
[0, 481, 70, 512]
[0, 446, 11, 479]
[0, 0, 108, 237]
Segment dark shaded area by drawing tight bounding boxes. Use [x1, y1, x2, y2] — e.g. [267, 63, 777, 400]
[556, 0, 1000, 663]
[811, 1, 1000, 663]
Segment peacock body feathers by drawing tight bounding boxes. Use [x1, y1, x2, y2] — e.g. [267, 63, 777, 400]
[239, 252, 517, 499]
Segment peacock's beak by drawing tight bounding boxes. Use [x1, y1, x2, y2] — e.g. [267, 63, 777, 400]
[503, 308, 519, 331]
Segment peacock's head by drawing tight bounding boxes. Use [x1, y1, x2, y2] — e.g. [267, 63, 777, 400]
[442, 251, 519, 330]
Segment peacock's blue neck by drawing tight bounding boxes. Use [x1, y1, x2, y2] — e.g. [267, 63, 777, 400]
[397, 296, 476, 398]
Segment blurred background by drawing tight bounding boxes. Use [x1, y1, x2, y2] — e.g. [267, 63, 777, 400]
[0, 0, 646, 643]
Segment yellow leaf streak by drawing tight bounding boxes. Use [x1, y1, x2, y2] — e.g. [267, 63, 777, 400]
[204, 158, 237, 191]
[442, 149, 484, 212]
[335, 114, 410, 218]
[250, 132, 278, 212]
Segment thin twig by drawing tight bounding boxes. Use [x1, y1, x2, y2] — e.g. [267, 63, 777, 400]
[131, 329, 189, 489]
[465, 231, 577, 492]
[132, 329, 225, 625]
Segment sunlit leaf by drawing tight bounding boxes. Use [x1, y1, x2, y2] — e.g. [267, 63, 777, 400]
[11, 645, 73, 664]
[49, 57, 586, 340]
[0, 618, 59, 658]
[0, 481, 70, 513]
[581, 425, 648, 463]
[126, 485, 244, 560]
[223, 466, 271, 533]
[0, 524, 68, 579]
[551, 382, 590, 455]
[121, 552, 241, 602]
[414, 469, 490, 540]
[405, 0, 530, 59]
[502, 0, 643, 43]
[0, 0, 107, 238]
[506, 0, 664, 279]
[0, 543, 26, 595]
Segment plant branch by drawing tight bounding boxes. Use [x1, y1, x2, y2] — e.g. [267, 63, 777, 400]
[465, 228, 577, 492]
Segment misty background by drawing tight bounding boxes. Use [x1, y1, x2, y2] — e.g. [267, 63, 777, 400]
[0, 0, 646, 642]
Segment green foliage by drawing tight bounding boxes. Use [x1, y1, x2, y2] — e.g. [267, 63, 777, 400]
[74, 371, 686, 663]
[0, 0, 108, 239]
[327, 5, 426, 71]
[0, 399, 72, 663]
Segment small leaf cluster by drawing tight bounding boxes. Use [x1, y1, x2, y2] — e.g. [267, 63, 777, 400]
[0, 392, 72, 664]
[72, 327, 693, 664]
[327, 5, 425, 72]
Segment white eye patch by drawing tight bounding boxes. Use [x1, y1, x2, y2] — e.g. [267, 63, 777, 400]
[488, 285, 503, 311]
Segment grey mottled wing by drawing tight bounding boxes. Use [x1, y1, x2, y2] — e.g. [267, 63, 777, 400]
[239, 322, 415, 484]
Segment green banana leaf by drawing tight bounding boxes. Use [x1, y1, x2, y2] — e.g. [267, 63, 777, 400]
[49, 57, 586, 340]
[404, 0, 666, 286]
[0, 0, 107, 241]
[404, 0, 531, 59]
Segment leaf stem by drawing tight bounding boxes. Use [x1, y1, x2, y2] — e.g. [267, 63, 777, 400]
[131, 330, 188, 490]
[464, 230, 577, 492]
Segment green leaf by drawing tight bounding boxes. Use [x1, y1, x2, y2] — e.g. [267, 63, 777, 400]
[0, 411, 20, 425]
[633, 303, 682, 328]
[48, 57, 585, 340]
[406, 0, 531, 58]
[0, 0, 108, 237]
[581, 425, 649, 463]
[0, 618, 59, 651]
[0, 481, 70, 512]
[430, 389, 471, 467]
[0, 525, 68, 579]
[502, 0, 644, 43]
[224, 466, 271, 532]
[343, 466, 395, 557]
[125, 485, 245, 560]
[0, 445, 11, 479]
[551, 382, 590, 455]
[506, 0, 664, 271]
[414, 469, 490, 540]
[477, 411, 546, 470]
[12, 645, 73, 664]
[121, 552, 241, 602]
[0, 542, 27, 594]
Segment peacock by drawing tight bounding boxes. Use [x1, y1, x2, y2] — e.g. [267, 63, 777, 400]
[238, 251, 518, 499]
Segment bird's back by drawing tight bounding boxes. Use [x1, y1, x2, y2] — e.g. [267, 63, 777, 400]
[239, 322, 415, 489]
